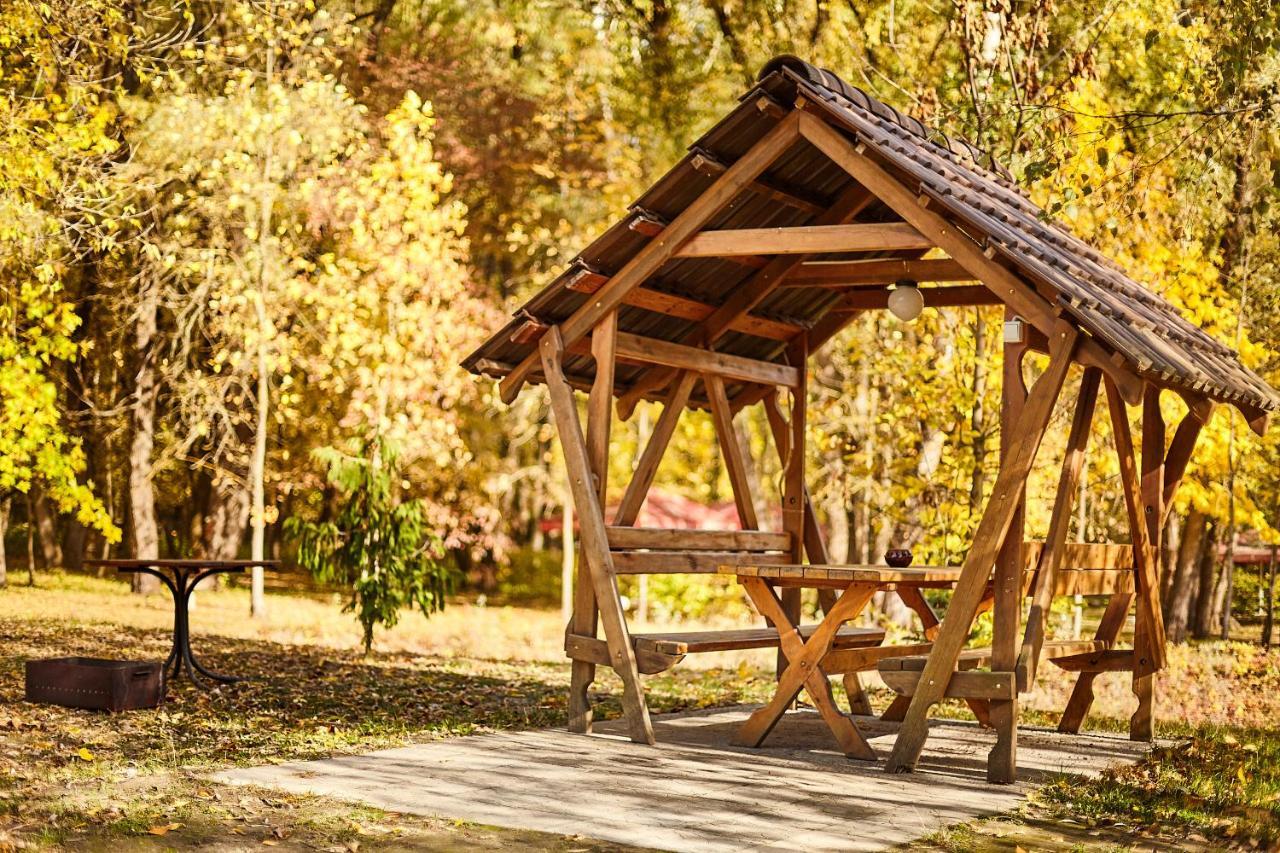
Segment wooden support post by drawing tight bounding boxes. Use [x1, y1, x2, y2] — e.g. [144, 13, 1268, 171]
[886, 324, 1077, 775]
[1133, 385, 1165, 741]
[540, 328, 654, 745]
[989, 315, 1028, 783]
[613, 371, 698, 526]
[1020, 367, 1100, 685]
[778, 335, 808, 678]
[1106, 379, 1168, 676]
[567, 313, 616, 733]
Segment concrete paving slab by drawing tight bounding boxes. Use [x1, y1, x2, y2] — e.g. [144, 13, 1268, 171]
[216, 706, 1155, 852]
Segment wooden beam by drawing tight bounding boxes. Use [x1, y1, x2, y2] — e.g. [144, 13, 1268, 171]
[675, 222, 932, 258]
[605, 527, 790, 552]
[499, 113, 802, 403]
[990, 320, 1028, 783]
[539, 328, 654, 744]
[1021, 541, 1134, 571]
[611, 331, 800, 388]
[617, 183, 877, 417]
[796, 111, 1146, 406]
[565, 269, 803, 341]
[705, 374, 760, 529]
[1106, 378, 1167, 676]
[783, 258, 974, 287]
[886, 324, 1077, 774]
[613, 371, 698, 526]
[564, 633, 682, 675]
[610, 550, 788, 574]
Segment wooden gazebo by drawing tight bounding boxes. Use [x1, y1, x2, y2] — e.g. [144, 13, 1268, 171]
[463, 56, 1279, 782]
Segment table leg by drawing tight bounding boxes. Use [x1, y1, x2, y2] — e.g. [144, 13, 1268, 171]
[178, 568, 244, 685]
[733, 579, 877, 759]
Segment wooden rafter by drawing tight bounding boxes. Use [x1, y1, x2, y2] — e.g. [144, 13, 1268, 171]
[499, 112, 803, 404]
[782, 257, 973, 287]
[564, 267, 803, 341]
[689, 149, 828, 216]
[796, 110, 1146, 406]
[616, 183, 878, 418]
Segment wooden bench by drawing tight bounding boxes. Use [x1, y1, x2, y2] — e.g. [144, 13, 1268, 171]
[568, 623, 886, 675]
[876, 541, 1137, 701]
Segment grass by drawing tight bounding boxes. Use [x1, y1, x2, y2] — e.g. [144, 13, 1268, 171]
[3, 569, 1280, 850]
[0, 570, 777, 850]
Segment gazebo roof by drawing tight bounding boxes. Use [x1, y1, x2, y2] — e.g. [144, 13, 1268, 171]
[463, 56, 1278, 426]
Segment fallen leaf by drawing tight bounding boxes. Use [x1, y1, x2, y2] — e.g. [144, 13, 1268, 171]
[76, 747, 94, 762]
[148, 822, 182, 836]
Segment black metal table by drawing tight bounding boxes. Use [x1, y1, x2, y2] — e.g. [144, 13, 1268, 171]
[88, 559, 279, 688]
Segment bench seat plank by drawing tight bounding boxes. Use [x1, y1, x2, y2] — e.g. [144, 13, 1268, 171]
[634, 624, 885, 656]
[878, 639, 1106, 672]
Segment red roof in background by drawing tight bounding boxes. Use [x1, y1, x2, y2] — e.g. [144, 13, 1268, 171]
[540, 488, 777, 533]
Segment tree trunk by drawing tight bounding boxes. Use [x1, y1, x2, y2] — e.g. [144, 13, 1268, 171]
[1193, 525, 1221, 639]
[31, 490, 61, 568]
[249, 1, 278, 619]
[968, 309, 989, 515]
[1165, 508, 1206, 643]
[1263, 544, 1277, 648]
[204, 473, 250, 561]
[825, 490, 850, 564]
[1160, 511, 1179, 600]
[0, 496, 8, 588]
[129, 280, 161, 594]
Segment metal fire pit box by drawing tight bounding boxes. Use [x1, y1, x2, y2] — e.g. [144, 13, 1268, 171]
[25, 657, 164, 712]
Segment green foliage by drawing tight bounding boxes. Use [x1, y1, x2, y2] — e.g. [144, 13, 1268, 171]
[286, 436, 453, 652]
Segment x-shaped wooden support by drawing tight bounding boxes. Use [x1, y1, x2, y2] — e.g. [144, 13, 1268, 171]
[732, 577, 878, 759]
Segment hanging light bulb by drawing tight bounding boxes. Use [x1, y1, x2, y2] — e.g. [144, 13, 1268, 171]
[887, 280, 924, 322]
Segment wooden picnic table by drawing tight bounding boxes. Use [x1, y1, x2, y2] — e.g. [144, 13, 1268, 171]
[717, 563, 962, 760]
[88, 559, 279, 688]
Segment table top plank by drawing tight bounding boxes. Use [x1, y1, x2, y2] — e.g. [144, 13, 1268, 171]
[87, 559, 280, 570]
[719, 563, 963, 584]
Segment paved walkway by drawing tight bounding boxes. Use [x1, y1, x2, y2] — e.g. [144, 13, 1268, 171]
[218, 707, 1154, 852]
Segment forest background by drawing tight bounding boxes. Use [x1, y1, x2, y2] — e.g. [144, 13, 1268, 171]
[2, 0, 1278, 643]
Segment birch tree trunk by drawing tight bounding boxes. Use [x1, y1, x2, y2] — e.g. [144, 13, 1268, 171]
[249, 3, 277, 618]
[128, 281, 161, 594]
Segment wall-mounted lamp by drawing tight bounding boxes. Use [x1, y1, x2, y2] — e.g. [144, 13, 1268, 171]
[887, 280, 923, 322]
[1003, 316, 1026, 344]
